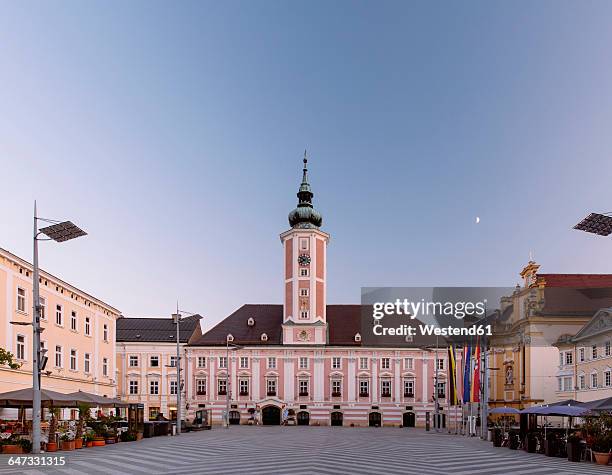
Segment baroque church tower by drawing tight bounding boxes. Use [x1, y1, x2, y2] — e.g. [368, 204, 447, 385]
[280, 152, 330, 345]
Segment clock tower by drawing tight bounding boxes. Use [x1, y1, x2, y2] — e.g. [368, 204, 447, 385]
[280, 152, 330, 345]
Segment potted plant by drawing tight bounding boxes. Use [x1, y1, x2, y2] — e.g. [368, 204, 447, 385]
[84, 433, 95, 448]
[120, 431, 137, 442]
[566, 433, 583, 462]
[592, 433, 611, 465]
[74, 404, 90, 449]
[508, 430, 519, 450]
[18, 438, 32, 454]
[104, 429, 117, 445]
[60, 433, 75, 451]
[46, 407, 59, 452]
[585, 412, 612, 465]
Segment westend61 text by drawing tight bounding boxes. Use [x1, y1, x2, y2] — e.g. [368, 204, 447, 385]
[372, 323, 493, 337]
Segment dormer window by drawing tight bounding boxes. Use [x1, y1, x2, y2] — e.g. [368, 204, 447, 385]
[247, 317, 255, 327]
[227, 334, 234, 342]
[354, 333, 361, 342]
[261, 333, 268, 342]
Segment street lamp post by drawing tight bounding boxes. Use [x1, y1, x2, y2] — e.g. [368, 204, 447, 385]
[31, 203, 86, 453]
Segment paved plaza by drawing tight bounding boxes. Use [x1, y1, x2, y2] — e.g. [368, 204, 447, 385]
[0, 427, 609, 475]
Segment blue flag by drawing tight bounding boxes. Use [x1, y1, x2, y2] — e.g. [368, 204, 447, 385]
[462, 344, 472, 403]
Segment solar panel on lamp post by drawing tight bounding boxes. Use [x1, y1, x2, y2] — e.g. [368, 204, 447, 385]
[31, 202, 86, 454]
[573, 213, 612, 236]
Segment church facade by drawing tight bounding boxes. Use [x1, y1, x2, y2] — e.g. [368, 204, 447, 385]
[184, 156, 450, 427]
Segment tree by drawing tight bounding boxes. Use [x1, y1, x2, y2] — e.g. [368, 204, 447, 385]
[0, 348, 21, 369]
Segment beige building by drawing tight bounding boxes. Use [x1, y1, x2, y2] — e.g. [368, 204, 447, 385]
[555, 307, 612, 402]
[116, 315, 202, 421]
[488, 261, 612, 409]
[0, 247, 121, 407]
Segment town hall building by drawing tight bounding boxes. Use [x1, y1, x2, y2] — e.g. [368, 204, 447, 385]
[184, 156, 447, 427]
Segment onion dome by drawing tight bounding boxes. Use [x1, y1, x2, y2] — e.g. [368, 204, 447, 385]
[288, 151, 323, 228]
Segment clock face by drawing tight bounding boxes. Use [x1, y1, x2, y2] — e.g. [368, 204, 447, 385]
[298, 254, 311, 266]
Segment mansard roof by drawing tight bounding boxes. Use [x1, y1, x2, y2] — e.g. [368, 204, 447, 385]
[188, 304, 439, 347]
[117, 314, 202, 343]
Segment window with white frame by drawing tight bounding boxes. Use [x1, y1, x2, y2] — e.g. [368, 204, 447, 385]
[267, 357, 276, 369]
[380, 379, 391, 397]
[593, 345, 598, 359]
[381, 357, 390, 370]
[562, 376, 572, 392]
[332, 357, 341, 369]
[70, 349, 77, 370]
[84, 353, 90, 373]
[240, 356, 249, 369]
[218, 378, 227, 395]
[592, 372, 598, 388]
[103, 324, 109, 342]
[359, 380, 369, 396]
[300, 310, 309, 319]
[332, 380, 341, 396]
[197, 356, 206, 368]
[56, 304, 63, 326]
[39, 296, 46, 320]
[85, 317, 91, 336]
[300, 268, 309, 277]
[579, 374, 586, 390]
[196, 378, 207, 395]
[102, 358, 108, 376]
[300, 288, 309, 297]
[239, 379, 249, 395]
[55, 345, 62, 367]
[404, 379, 414, 397]
[564, 351, 573, 366]
[17, 287, 26, 312]
[359, 357, 368, 370]
[218, 356, 227, 369]
[16, 335, 25, 360]
[150, 356, 159, 367]
[267, 378, 276, 395]
[579, 348, 585, 362]
[170, 380, 178, 395]
[300, 238, 309, 250]
[129, 355, 139, 367]
[129, 380, 139, 395]
[299, 357, 309, 369]
[150, 380, 159, 395]
[606, 341, 611, 357]
[170, 356, 178, 367]
[299, 379, 309, 396]
[70, 311, 77, 331]
[606, 370, 611, 387]
[436, 358, 445, 370]
[404, 357, 414, 370]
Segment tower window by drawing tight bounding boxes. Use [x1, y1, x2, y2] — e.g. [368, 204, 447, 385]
[300, 289, 309, 297]
[300, 310, 309, 319]
[300, 268, 309, 277]
[300, 238, 309, 250]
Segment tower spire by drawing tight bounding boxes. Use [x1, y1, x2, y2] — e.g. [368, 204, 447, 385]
[288, 150, 322, 228]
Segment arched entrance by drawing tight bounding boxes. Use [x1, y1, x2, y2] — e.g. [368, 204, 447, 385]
[229, 410, 241, 425]
[330, 411, 343, 426]
[262, 405, 281, 425]
[369, 412, 382, 427]
[403, 412, 415, 428]
[297, 411, 310, 426]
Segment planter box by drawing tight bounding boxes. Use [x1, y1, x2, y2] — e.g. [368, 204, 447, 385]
[46, 442, 58, 452]
[93, 437, 105, 447]
[594, 451, 610, 465]
[2, 445, 23, 454]
[75, 439, 83, 449]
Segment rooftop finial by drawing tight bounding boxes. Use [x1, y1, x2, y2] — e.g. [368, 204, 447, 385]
[288, 150, 322, 228]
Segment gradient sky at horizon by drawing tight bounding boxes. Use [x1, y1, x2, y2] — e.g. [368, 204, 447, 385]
[2, 1, 612, 329]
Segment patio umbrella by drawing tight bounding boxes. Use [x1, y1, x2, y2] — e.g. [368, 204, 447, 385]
[0, 388, 85, 408]
[583, 397, 612, 411]
[533, 405, 591, 417]
[66, 390, 127, 408]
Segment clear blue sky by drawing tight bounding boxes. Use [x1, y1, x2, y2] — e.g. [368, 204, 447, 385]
[2, 1, 612, 327]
